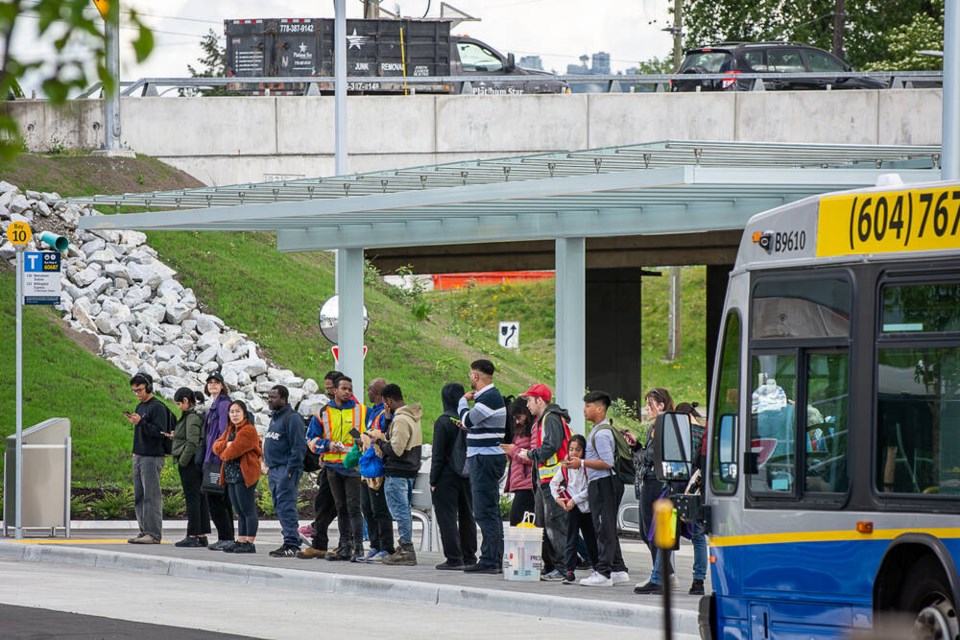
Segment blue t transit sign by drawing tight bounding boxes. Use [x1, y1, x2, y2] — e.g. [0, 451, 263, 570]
[23, 251, 62, 305]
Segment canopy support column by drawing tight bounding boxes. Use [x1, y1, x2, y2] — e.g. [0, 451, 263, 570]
[555, 237, 585, 433]
[337, 247, 365, 393]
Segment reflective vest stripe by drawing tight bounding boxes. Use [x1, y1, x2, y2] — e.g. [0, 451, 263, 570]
[317, 405, 365, 463]
[534, 411, 571, 482]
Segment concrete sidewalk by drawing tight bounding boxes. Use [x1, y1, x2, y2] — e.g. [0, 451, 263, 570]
[0, 523, 706, 636]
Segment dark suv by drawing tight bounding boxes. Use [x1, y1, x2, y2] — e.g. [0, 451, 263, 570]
[671, 42, 887, 92]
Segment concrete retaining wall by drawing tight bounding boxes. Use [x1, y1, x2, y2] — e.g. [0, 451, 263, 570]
[7, 89, 943, 185]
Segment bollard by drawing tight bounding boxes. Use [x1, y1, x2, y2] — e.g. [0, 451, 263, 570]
[654, 498, 676, 640]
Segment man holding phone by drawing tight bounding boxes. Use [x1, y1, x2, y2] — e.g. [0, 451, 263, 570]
[366, 383, 423, 566]
[311, 376, 367, 562]
[125, 373, 174, 545]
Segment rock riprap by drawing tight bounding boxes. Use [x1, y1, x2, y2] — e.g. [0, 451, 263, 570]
[0, 181, 329, 429]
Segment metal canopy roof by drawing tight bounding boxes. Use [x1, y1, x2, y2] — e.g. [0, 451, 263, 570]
[73, 140, 943, 252]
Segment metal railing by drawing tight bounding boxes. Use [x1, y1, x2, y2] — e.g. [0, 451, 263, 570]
[61, 70, 946, 98]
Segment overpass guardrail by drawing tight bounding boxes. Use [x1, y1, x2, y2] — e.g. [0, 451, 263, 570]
[66, 70, 945, 98]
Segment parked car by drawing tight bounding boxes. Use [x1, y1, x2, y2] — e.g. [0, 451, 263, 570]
[671, 42, 887, 92]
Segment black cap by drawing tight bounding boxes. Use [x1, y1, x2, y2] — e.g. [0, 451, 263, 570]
[206, 371, 225, 384]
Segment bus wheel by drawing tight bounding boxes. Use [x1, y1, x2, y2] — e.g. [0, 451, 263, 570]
[899, 557, 959, 640]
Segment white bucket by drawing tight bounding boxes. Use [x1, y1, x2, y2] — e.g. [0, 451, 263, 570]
[502, 513, 544, 582]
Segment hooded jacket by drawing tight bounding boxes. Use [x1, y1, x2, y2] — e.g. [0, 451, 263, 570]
[380, 403, 423, 478]
[431, 383, 468, 485]
[212, 420, 263, 488]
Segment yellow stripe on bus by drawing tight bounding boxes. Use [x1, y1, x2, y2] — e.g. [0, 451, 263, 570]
[709, 527, 960, 548]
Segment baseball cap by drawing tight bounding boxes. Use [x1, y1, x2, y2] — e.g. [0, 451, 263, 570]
[206, 371, 225, 384]
[521, 383, 552, 403]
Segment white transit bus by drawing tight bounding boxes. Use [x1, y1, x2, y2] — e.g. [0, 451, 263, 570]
[658, 177, 960, 639]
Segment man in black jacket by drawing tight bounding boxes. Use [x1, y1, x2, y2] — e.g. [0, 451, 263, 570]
[125, 373, 173, 544]
[430, 383, 478, 570]
[264, 385, 307, 557]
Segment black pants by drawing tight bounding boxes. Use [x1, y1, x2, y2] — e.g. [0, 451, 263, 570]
[360, 482, 395, 554]
[310, 469, 338, 551]
[565, 505, 598, 575]
[508, 489, 536, 526]
[534, 481, 568, 573]
[638, 474, 675, 576]
[205, 490, 234, 542]
[589, 475, 628, 578]
[227, 481, 259, 538]
[469, 454, 506, 568]
[432, 474, 478, 565]
[178, 463, 210, 537]
[327, 468, 364, 550]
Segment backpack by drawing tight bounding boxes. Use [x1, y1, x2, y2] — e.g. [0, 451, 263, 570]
[589, 420, 636, 485]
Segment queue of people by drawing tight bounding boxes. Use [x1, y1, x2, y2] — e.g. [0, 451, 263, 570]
[124, 360, 707, 595]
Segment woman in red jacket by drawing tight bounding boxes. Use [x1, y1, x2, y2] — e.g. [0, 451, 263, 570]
[212, 400, 263, 554]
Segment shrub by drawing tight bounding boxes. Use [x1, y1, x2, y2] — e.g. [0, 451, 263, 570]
[88, 488, 135, 520]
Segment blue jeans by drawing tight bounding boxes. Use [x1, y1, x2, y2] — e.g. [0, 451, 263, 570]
[384, 476, 416, 544]
[469, 453, 506, 567]
[268, 466, 302, 548]
[227, 481, 258, 538]
[691, 522, 707, 581]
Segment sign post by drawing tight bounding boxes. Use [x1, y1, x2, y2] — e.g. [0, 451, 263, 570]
[6, 221, 32, 540]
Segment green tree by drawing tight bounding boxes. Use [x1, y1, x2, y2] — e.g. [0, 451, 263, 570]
[681, 0, 942, 69]
[861, 0, 944, 71]
[635, 56, 676, 74]
[0, 0, 153, 160]
[182, 28, 230, 97]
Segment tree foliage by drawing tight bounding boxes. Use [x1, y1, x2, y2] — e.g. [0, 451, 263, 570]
[0, 0, 154, 160]
[635, 56, 675, 75]
[681, 0, 943, 70]
[183, 28, 231, 97]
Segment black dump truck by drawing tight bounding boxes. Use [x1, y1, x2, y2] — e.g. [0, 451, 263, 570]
[224, 18, 567, 95]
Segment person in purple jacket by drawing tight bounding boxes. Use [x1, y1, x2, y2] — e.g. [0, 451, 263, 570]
[203, 372, 236, 550]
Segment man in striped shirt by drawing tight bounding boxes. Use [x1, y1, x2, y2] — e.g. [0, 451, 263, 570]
[457, 358, 507, 573]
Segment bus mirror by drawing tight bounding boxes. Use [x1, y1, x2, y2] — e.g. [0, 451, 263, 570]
[717, 413, 740, 482]
[654, 412, 693, 483]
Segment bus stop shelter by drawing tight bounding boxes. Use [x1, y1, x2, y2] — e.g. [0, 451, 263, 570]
[72, 140, 942, 424]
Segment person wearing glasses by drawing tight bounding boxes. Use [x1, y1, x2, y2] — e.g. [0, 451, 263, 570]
[124, 373, 174, 545]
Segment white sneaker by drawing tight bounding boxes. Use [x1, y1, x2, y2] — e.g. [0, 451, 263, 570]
[611, 571, 631, 585]
[580, 571, 613, 587]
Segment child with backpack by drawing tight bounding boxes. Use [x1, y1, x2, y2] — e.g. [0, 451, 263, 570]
[550, 434, 598, 584]
[565, 390, 631, 587]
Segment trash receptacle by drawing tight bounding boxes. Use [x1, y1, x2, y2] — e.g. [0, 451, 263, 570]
[3, 417, 71, 537]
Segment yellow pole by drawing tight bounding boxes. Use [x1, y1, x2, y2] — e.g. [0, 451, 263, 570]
[399, 26, 408, 95]
[654, 498, 676, 640]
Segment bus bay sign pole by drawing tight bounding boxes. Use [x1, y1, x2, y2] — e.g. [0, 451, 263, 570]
[6, 222, 66, 539]
[7, 221, 31, 540]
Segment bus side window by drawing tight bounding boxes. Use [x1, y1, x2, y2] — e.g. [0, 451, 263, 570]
[804, 352, 849, 493]
[749, 354, 798, 495]
[711, 311, 741, 495]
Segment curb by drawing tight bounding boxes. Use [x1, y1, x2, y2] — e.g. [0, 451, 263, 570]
[0, 541, 700, 633]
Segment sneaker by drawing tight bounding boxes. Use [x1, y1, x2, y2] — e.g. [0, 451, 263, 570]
[269, 545, 299, 558]
[357, 548, 380, 563]
[382, 543, 417, 566]
[368, 550, 390, 563]
[174, 537, 204, 548]
[580, 571, 613, 587]
[611, 571, 631, 585]
[463, 563, 500, 574]
[198, 537, 209, 547]
[562, 572, 577, 585]
[208, 540, 234, 551]
[128, 534, 160, 545]
[634, 581, 664, 595]
[219, 541, 238, 553]
[689, 579, 705, 596]
[298, 523, 315, 538]
[296, 547, 327, 559]
[540, 569, 566, 582]
[436, 560, 465, 571]
[231, 542, 257, 554]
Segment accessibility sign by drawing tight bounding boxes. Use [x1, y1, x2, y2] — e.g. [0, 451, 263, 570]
[23, 251, 62, 305]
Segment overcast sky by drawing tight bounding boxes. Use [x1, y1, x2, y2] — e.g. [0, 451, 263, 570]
[15, 0, 675, 94]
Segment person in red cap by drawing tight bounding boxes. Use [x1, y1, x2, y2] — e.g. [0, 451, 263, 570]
[519, 383, 572, 581]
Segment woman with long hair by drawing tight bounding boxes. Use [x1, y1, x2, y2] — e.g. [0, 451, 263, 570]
[172, 387, 211, 547]
[212, 400, 263, 554]
[202, 372, 235, 550]
[501, 397, 536, 526]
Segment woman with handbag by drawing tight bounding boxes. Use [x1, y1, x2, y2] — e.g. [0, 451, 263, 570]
[172, 387, 211, 548]
[212, 400, 263, 554]
[202, 372, 235, 550]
